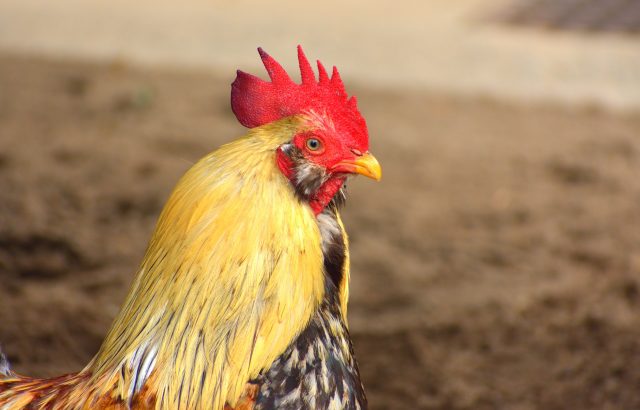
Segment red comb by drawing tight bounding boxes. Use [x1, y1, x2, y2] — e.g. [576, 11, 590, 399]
[231, 46, 368, 149]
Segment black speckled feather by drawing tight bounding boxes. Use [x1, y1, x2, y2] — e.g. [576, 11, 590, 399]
[251, 205, 366, 410]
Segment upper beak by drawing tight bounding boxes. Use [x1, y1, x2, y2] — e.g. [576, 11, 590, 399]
[333, 152, 382, 181]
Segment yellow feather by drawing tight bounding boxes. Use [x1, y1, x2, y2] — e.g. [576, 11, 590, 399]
[335, 212, 351, 321]
[86, 115, 327, 408]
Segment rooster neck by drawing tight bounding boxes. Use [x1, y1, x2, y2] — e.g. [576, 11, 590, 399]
[249, 207, 364, 409]
[317, 207, 347, 302]
[82, 119, 329, 409]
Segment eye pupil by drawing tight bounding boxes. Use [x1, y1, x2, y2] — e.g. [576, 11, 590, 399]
[306, 138, 321, 150]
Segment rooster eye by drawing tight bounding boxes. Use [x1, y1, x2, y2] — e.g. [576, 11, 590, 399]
[305, 138, 322, 151]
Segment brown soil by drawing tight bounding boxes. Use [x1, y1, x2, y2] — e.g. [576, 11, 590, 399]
[1, 53, 639, 410]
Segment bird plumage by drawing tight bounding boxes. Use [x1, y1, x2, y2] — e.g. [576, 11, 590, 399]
[250, 205, 365, 409]
[0, 46, 379, 409]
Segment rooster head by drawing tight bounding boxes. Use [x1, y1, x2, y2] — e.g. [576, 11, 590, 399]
[231, 46, 381, 214]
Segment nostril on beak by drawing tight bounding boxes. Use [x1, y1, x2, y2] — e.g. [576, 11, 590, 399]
[351, 148, 363, 156]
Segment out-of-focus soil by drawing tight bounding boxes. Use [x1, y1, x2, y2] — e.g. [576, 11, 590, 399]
[1, 53, 639, 410]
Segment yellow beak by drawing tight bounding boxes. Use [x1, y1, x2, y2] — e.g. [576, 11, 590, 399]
[334, 152, 382, 181]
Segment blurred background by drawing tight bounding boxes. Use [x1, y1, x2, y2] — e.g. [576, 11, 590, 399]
[0, 0, 639, 408]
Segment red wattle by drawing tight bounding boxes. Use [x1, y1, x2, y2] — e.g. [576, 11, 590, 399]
[309, 177, 345, 215]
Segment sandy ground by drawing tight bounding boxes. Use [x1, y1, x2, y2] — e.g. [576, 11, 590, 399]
[1, 53, 640, 409]
[1, 0, 639, 110]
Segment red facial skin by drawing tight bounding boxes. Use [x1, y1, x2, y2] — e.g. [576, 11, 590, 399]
[277, 128, 365, 215]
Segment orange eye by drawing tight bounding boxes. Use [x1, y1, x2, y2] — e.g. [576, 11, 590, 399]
[305, 138, 322, 151]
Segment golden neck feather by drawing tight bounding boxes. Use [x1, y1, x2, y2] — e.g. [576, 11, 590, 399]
[84, 117, 327, 409]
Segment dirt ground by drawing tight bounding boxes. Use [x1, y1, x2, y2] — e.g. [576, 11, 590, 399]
[0, 53, 639, 409]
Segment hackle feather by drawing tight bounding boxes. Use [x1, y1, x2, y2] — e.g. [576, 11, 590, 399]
[0, 116, 331, 409]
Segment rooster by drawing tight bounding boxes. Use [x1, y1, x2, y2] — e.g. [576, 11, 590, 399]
[0, 46, 381, 410]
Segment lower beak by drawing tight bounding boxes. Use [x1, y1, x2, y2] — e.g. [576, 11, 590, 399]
[333, 152, 382, 181]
